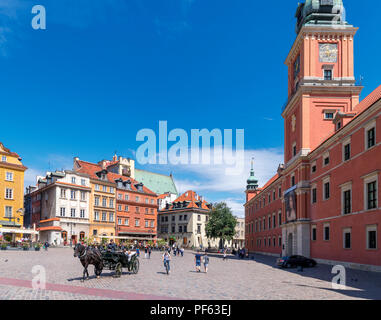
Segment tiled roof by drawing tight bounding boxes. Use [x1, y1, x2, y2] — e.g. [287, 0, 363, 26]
[37, 226, 63, 232]
[0, 142, 20, 158]
[354, 84, 381, 114]
[162, 190, 210, 211]
[261, 174, 280, 190]
[75, 160, 156, 195]
[135, 169, 178, 196]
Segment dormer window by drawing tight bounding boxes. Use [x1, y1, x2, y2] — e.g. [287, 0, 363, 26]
[1, 156, 6, 162]
[337, 122, 342, 130]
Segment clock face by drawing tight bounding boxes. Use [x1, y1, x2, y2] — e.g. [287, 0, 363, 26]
[319, 43, 338, 63]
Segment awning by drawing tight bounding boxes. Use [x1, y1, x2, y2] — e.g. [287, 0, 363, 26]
[95, 235, 156, 241]
[0, 227, 39, 235]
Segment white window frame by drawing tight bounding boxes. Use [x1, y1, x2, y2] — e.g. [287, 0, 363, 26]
[5, 206, 12, 218]
[342, 136, 351, 162]
[322, 176, 330, 201]
[311, 225, 317, 241]
[1, 156, 7, 162]
[311, 160, 317, 174]
[340, 181, 352, 215]
[366, 225, 378, 250]
[5, 188, 13, 200]
[311, 183, 317, 204]
[364, 119, 376, 150]
[362, 171, 379, 211]
[5, 172, 13, 182]
[343, 228, 352, 249]
[80, 209, 85, 218]
[322, 151, 330, 167]
[323, 223, 330, 241]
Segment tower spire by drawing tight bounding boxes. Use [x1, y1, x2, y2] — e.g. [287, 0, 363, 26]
[246, 157, 258, 191]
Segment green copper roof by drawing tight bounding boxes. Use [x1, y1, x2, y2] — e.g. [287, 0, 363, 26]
[135, 169, 178, 196]
[246, 158, 258, 190]
[296, 0, 348, 34]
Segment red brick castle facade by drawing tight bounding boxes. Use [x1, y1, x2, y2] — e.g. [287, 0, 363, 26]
[244, 0, 381, 271]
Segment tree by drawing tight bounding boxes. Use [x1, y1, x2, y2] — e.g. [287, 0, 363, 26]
[205, 202, 237, 248]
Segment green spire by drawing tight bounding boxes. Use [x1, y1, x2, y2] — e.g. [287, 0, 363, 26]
[247, 158, 259, 190]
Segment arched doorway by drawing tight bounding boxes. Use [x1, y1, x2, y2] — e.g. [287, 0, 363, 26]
[287, 233, 293, 256]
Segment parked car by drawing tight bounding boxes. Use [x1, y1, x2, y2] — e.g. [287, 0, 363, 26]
[277, 255, 317, 268]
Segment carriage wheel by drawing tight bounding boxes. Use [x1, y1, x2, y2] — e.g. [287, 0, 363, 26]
[115, 263, 122, 277]
[132, 259, 139, 274]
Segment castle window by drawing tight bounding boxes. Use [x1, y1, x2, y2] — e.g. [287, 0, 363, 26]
[344, 143, 351, 161]
[324, 112, 334, 120]
[324, 69, 332, 80]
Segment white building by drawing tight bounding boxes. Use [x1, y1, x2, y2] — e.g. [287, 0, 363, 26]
[26, 171, 91, 245]
[157, 192, 178, 210]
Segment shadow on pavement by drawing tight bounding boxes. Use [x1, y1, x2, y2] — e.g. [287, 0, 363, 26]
[252, 253, 381, 300]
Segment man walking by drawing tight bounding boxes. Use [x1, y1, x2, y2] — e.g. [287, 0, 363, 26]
[148, 246, 152, 259]
[195, 250, 202, 272]
[223, 248, 227, 261]
[203, 252, 210, 273]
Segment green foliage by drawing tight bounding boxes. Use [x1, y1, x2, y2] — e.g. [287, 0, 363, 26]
[205, 202, 237, 242]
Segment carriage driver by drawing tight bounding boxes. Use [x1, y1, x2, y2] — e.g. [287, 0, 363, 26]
[107, 240, 117, 252]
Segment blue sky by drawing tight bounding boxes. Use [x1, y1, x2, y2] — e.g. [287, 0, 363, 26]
[1, 0, 380, 216]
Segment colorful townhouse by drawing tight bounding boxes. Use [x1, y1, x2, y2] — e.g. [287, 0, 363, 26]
[24, 170, 91, 245]
[0, 142, 27, 241]
[244, 0, 381, 271]
[74, 155, 159, 243]
[97, 156, 159, 242]
[74, 159, 117, 240]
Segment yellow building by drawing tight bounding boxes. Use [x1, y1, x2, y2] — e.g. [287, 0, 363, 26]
[0, 143, 27, 240]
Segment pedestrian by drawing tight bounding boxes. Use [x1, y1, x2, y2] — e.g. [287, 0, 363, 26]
[148, 246, 152, 259]
[180, 247, 184, 257]
[145, 247, 148, 259]
[223, 248, 227, 261]
[203, 252, 209, 273]
[195, 250, 202, 272]
[136, 247, 140, 257]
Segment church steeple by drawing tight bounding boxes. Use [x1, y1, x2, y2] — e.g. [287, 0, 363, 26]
[246, 158, 259, 191]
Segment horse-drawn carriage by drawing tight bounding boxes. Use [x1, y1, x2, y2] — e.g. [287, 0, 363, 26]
[100, 249, 139, 277]
[74, 244, 139, 281]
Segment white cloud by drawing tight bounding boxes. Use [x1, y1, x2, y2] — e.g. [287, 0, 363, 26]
[137, 147, 284, 216]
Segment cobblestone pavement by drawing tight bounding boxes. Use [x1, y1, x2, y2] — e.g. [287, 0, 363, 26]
[0, 248, 381, 300]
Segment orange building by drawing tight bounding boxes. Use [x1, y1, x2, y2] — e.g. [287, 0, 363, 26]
[245, 0, 381, 271]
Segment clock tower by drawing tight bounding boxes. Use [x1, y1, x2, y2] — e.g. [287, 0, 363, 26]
[282, 0, 363, 165]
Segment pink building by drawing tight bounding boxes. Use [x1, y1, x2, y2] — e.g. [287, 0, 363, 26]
[245, 0, 381, 271]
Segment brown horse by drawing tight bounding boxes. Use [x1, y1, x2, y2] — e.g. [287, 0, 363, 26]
[74, 243, 103, 282]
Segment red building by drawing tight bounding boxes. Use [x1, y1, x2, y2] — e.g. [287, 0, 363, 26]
[245, 0, 381, 271]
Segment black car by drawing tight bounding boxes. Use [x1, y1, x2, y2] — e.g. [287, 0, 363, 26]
[277, 255, 317, 268]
